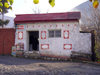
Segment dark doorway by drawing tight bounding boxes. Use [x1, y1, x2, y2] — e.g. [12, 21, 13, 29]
[91, 30, 96, 61]
[29, 31, 39, 51]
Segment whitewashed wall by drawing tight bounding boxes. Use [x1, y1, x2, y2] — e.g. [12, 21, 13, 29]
[15, 21, 91, 57]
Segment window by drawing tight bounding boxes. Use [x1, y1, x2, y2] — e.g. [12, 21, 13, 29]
[49, 30, 61, 38]
[55, 30, 61, 37]
[49, 31, 54, 37]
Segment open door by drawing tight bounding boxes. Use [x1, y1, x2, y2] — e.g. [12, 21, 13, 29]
[29, 31, 39, 51]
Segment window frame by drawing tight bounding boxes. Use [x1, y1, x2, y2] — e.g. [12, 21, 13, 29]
[48, 30, 61, 38]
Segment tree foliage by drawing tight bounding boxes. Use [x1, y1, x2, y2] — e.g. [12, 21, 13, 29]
[89, 0, 99, 8]
[0, 0, 13, 28]
[49, 0, 55, 7]
[33, 0, 55, 7]
[0, 0, 13, 13]
[33, 0, 99, 8]
[33, 0, 39, 4]
[0, 19, 9, 25]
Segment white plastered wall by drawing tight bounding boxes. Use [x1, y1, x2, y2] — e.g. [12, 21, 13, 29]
[15, 21, 91, 57]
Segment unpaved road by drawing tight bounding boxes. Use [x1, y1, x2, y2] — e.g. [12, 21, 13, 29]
[0, 56, 100, 75]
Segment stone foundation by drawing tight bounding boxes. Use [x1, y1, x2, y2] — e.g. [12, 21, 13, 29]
[71, 51, 92, 61]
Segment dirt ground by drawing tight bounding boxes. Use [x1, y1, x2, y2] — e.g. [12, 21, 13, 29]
[0, 56, 100, 75]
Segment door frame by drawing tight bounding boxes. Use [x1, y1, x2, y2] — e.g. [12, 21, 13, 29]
[26, 30, 39, 52]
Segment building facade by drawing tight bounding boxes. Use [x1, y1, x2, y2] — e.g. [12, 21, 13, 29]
[14, 12, 91, 58]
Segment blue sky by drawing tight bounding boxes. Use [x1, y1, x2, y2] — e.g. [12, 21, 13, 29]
[6, 0, 88, 17]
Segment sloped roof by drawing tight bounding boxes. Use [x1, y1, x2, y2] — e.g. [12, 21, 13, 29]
[14, 12, 81, 24]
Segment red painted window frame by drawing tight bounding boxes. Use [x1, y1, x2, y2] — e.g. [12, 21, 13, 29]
[64, 44, 72, 50]
[41, 44, 49, 50]
[41, 31, 46, 39]
[63, 30, 69, 39]
[17, 25, 24, 29]
[18, 31, 23, 40]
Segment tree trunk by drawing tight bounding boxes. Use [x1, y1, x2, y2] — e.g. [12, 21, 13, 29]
[1, 0, 4, 28]
[1, 13, 4, 28]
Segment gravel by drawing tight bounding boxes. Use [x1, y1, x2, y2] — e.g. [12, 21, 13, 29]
[0, 56, 100, 75]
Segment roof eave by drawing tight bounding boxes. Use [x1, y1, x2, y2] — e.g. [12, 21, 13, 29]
[15, 19, 79, 24]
